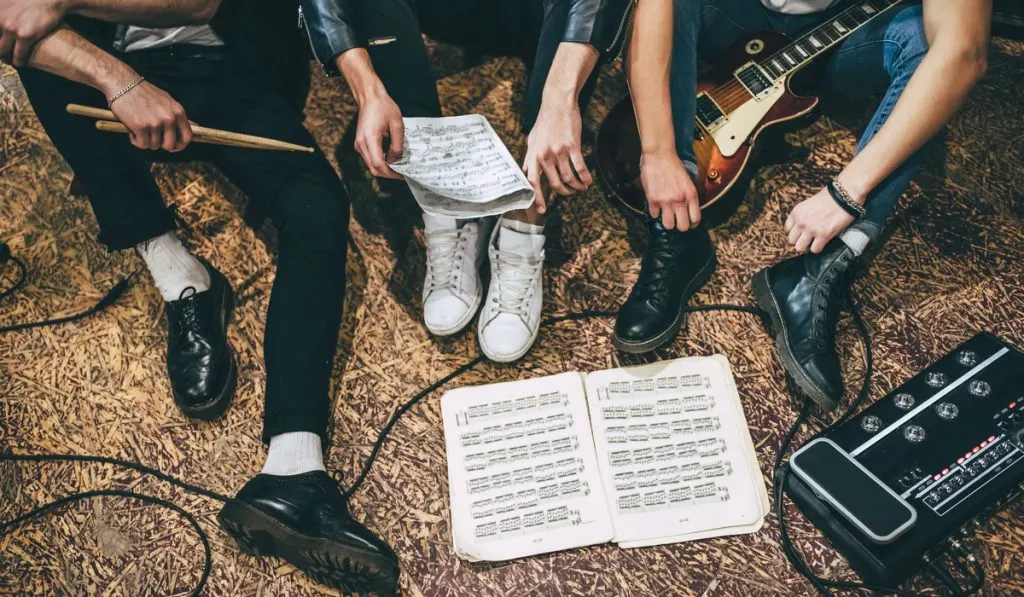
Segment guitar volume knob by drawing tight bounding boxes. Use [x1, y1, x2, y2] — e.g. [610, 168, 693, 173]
[707, 169, 722, 184]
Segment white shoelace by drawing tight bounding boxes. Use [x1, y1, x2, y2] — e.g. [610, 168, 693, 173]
[425, 229, 466, 294]
[491, 250, 542, 317]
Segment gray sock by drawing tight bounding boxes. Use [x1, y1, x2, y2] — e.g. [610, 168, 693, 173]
[136, 232, 210, 301]
[839, 221, 881, 257]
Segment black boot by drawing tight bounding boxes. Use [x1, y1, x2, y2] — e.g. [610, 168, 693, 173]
[613, 220, 716, 353]
[218, 471, 401, 595]
[751, 236, 862, 411]
[165, 260, 236, 420]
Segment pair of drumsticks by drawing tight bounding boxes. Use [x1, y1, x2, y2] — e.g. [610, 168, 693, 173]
[66, 104, 315, 153]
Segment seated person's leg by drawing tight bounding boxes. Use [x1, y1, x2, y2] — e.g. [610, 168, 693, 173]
[202, 57, 399, 594]
[16, 17, 234, 419]
[752, 6, 931, 410]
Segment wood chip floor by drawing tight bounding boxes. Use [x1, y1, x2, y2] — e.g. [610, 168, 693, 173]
[1, 36, 1022, 597]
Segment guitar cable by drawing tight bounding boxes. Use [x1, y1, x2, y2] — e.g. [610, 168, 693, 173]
[0, 247, 988, 596]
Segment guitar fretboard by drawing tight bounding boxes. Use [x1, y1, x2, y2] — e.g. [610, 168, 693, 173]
[761, 0, 903, 80]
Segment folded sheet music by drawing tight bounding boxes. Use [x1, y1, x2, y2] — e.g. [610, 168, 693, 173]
[388, 115, 535, 218]
[441, 356, 769, 562]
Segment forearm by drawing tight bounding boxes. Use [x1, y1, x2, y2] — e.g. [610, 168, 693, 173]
[27, 25, 137, 98]
[838, 47, 986, 200]
[627, 0, 676, 156]
[540, 41, 599, 109]
[335, 48, 388, 108]
[66, 0, 221, 26]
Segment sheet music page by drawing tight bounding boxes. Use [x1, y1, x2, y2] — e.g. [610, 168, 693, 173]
[584, 356, 767, 545]
[389, 115, 535, 218]
[442, 372, 614, 562]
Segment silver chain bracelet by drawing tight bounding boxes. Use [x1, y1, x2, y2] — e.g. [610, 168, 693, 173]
[107, 76, 145, 107]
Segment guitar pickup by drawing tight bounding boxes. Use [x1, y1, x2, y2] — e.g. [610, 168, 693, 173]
[694, 92, 726, 131]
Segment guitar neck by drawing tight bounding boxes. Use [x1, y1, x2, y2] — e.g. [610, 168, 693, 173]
[761, 0, 904, 79]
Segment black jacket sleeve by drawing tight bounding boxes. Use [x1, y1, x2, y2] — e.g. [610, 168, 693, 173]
[553, 0, 636, 63]
[298, 0, 361, 75]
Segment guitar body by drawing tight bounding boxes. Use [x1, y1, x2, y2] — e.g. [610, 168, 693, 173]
[596, 30, 819, 225]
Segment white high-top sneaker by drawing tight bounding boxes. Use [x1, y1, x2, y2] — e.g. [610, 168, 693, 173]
[478, 218, 545, 362]
[422, 213, 493, 336]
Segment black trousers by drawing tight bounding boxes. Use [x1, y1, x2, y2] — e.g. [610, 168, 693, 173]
[17, 17, 348, 444]
[358, 0, 599, 130]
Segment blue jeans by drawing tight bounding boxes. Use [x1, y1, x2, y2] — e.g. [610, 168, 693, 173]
[670, 0, 929, 230]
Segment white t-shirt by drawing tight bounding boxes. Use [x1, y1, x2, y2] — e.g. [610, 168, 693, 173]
[114, 25, 224, 53]
[761, 0, 838, 14]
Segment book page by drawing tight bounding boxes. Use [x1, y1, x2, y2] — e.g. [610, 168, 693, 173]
[442, 372, 614, 562]
[389, 115, 534, 218]
[584, 356, 768, 545]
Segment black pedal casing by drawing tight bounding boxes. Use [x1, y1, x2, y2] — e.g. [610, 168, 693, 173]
[783, 332, 1024, 587]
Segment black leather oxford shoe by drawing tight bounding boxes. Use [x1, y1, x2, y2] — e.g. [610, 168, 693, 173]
[751, 237, 859, 411]
[218, 471, 400, 595]
[613, 220, 716, 353]
[165, 260, 235, 420]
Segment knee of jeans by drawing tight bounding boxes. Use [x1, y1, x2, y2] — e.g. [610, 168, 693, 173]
[887, 8, 928, 75]
[277, 181, 350, 251]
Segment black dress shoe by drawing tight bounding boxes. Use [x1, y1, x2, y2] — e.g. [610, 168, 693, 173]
[166, 260, 235, 420]
[751, 237, 859, 411]
[613, 220, 716, 353]
[218, 471, 400, 595]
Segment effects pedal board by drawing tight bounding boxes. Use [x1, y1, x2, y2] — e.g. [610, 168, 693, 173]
[784, 332, 1024, 586]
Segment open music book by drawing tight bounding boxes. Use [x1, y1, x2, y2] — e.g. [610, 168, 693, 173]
[441, 356, 770, 562]
[388, 114, 535, 218]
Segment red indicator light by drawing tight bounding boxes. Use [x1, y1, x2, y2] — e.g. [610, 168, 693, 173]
[989, 435, 996, 442]
[934, 474, 942, 481]
[942, 468, 950, 475]
[981, 441, 988, 448]
[1011, 402, 1017, 409]
[957, 458, 965, 464]
[973, 447, 981, 453]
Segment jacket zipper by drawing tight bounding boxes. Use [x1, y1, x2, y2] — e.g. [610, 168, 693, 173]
[297, 6, 330, 76]
[605, 0, 637, 57]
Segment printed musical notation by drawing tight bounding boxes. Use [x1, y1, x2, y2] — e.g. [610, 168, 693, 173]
[442, 373, 613, 560]
[389, 115, 534, 218]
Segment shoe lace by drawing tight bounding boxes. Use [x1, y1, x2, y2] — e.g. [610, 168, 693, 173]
[491, 250, 542, 317]
[177, 286, 200, 331]
[811, 251, 854, 350]
[633, 231, 682, 308]
[424, 229, 466, 294]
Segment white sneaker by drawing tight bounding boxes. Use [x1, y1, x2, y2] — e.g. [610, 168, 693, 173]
[422, 213, 494, 336]
[478, 219, 545, 362]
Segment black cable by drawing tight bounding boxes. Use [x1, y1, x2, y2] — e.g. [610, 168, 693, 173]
[0, 270, 137, 334]
[0, 255, 28, 302]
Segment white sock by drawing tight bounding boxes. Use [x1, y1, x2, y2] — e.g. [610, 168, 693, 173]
[261, 431, 326, 476]
[497, 217, 545, 256]
[135, 231, 210, 302]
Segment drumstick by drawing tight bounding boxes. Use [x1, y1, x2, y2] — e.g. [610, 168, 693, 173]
[67, 104, 315, 153]
[95, 121, 276, 151]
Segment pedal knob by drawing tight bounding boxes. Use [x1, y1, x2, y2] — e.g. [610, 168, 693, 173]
[957, 350, 978, 367]
[707, 169, 722, 184]
[903, 424, 927, 443]
[936, 402, 959, 421]
[861, 415, 882, 433]
[969, 380, 991, 397]
[926, 372, 949, 388]
[894, 392, 916, 410]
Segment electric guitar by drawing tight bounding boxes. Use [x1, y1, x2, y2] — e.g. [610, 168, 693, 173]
[595, 0, 904, 224]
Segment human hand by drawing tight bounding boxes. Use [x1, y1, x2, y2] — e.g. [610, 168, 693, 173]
[640, 150, 701, 231]
[522, 97, 591, 214]
[0, 0, 67, 66]
[785, 187, 857, 253]
[354, 90, 404, 180]
[107, 78, 193, 152]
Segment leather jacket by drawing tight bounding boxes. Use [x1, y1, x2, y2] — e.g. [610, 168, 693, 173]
[297, 0, 636, 76]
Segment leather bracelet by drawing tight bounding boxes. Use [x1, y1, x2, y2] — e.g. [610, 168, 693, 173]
[826, 179, 865, 219]
[107, 76, 145, 106]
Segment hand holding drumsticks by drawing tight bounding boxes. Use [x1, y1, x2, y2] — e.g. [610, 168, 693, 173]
[67, 103, 315, 154]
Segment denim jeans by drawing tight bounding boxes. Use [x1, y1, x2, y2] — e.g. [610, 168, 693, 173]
[670, 0, 929, 229]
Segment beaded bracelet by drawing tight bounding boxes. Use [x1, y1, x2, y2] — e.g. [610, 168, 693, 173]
[826, 178, 866, 219]
[107, 76, 145, 106]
